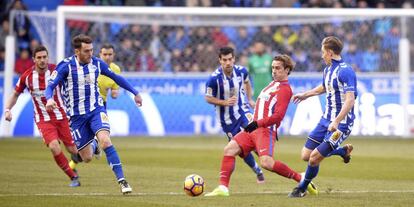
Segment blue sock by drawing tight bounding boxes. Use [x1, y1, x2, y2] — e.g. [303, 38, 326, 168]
[298, 164, 319, 190]
[104, 145, 125, 181]
[243, 152, 262, 174]
[91, 139, 98, 154]
[327, 147, 346, 157]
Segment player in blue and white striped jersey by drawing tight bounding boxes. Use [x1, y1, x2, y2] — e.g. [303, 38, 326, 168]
[289, 36, 357, 198]
[45, 35, 142, 194]
[205, 47, 264, 183]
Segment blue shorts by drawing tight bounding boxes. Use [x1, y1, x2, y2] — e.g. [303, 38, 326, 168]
[69, 107, 111, 150]
[305, 117, 353, 156]
[221, 112, 252, 141]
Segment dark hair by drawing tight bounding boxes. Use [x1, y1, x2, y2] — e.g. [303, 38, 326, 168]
[218, 46, 234, 58]
[72, 34, 93, 49]
[100, 43, 114, 51]
[322, 36, 343, 55]
[32, 45, 48, 58]
[273, 54, 295, 75]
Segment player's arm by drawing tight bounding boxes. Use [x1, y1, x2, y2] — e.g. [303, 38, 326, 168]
[244, 77, 255, 108]
[45, 63, 68, 111]
[204, 76, 236, 106]
[100, 61, 142, 106]
[4, 91, 21, 121]
[245, 87, 291, 132]
[328, 68, 357, 131]
[292, 84, 325, 104]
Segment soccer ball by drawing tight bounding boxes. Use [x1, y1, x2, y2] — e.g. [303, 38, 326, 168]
[183, 174, 205, 197]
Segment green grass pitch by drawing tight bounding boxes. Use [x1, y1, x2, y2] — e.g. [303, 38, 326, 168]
[0, 136, 414, 207]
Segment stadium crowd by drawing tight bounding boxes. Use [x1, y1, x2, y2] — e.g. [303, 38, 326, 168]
[0, 0, 413, 73]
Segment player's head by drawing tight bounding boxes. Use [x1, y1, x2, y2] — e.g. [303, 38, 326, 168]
[72, 34, 93, 64]
[32, 45, 48, 71]
[321, 36, 343, 65]
[218, 46, 235, 74]
[99, 43, 115, 65]
[272, 54, 295, 81]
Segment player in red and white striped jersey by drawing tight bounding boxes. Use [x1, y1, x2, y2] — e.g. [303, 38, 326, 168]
[206, 54, 317, 197]
[4, 45, 80, 187]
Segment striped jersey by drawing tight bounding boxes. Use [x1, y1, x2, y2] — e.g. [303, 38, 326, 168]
[46, 55, 138, 116]
[254, 80, 292, 139]
[205, 65, 252, 125]
[15, 64, 67, 123]
[322, 59, 358, 124]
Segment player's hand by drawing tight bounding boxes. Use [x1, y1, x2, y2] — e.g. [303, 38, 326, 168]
[328, 120, 339, 132]
[292, 92, 307, 104]
[45, 99, 57, 111]
[244, 121, 258, 133]
[135, 94, 143, 107]
[4, 110, 12, 121]
[226, 96, 237, 106]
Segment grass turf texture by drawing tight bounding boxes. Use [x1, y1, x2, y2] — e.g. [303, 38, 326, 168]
[0, 136, 413, 207]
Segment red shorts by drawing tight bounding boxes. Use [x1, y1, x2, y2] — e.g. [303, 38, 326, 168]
[36, 119, 74, 147]
[234, 128, 276, 158]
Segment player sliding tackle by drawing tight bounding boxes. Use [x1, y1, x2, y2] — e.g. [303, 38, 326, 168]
[45, 34, 142, 194]
[205, 54, 318, 197]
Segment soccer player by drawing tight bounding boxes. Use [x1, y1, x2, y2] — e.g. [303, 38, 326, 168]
[288, 36, 356, 198]
[4, 45, 80, 187]
[205, 54, 318, 197]
[98, 43, 121, 108]
[205, 46, 264, 184]
[45, 34, 142, 194]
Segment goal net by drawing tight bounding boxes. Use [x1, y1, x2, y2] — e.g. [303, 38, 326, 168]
[2, 7, 413, 137]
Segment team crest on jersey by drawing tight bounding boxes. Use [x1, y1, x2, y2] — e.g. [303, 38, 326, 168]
[206, 87, 213, 96]
[245, 113, 253, 122]
[50, 70, 58, 80]
[100, 112, 109, 123]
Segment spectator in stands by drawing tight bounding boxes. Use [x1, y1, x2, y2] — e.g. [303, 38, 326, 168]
[7, 0, 31, 49]
[155, 46, 172, 72]
[253, 26, 273, 48]
[64, 0, 89, 38]
[0, 19, 9, 50]
[361, 44, 380, 72]
[211, 26, 229, 49]
[379, 49, 397, 72]
[273, 26, 298, 54]
[167, 27, 190, 51]
[194, 43, 216, 72]
[187, 0, 211, 6]
[136, 48, 156, 72]
[291, 46, 310, 72]
[0, 47, 4, 71]
[232, 27, 254, 55]
[190, 27, 212, 49]
[116, 38, 136, 71]
[181, 46, 195, 72]
[342, 41, 362, 72]
[161, 0, 185, 6]
[382, 25, 400, 55]
[15, 48, 33, 74]
[171, 49, 183, 72]
[29, 39, 40, 56]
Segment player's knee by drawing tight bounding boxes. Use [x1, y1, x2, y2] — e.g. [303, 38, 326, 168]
[301, 153, 310, 162]
[48, 140, 61, 155]
[100, 139, 112, 149]
[259, 157, 274, 170]
[223, 141, 239, 156]
[67, 146, 78, 155]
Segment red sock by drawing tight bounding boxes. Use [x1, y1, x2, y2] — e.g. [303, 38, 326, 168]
[219, 156, 236, 187]
[53, 152, 77, 179]
[272, 160, 301, 182]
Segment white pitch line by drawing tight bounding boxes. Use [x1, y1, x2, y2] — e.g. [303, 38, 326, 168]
[1, 190, 414, 197]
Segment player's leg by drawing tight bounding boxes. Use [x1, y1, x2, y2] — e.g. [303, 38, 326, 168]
[38, 122, 79, 187]
[71, 114, 96, 163]
[326, 124, 354, 163]
[57, 119, 82, 170]
[92, 109, 131, 194]
[205, 132, 253, 197]
[236, 115, 264, 182]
